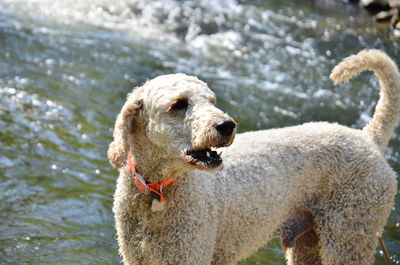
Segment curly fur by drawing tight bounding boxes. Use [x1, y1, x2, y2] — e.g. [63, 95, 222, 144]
[108, 50, 399, 265]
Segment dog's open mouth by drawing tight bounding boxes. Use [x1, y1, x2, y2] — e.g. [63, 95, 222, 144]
[182, 148, 223, 171]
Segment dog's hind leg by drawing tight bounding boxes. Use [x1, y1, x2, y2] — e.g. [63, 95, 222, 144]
[317, 209, 379, 265]
[279, 210, 323, 265]
[316, 176, 396, 265]
[285, 228, 322, 265]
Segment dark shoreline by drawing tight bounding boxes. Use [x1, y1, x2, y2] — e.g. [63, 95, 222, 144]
[360, 0, 400, 33]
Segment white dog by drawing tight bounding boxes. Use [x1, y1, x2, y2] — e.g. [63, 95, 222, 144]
[108, 49, 399, 265]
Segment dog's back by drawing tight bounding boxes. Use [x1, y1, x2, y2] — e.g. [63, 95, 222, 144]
[212, 50, 400, 265]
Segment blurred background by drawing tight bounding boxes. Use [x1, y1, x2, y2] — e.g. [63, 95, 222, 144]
[0, 0, 399, 264]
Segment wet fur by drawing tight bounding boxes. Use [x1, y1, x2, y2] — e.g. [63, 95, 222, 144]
[108, 50, 399, 264]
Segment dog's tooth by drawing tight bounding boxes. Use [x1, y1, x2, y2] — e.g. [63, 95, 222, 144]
[218, 151, 223, 157]
[206, 151, 210, 157]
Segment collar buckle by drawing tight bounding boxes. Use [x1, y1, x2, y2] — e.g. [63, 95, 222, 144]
[127, 154, 178, 203]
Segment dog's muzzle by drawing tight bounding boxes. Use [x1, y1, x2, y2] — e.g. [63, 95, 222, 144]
[183, 119, 236, 171]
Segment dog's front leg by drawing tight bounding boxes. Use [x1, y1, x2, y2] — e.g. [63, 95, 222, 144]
[141, 208, 218, 265]
[161, 230, 217, 265]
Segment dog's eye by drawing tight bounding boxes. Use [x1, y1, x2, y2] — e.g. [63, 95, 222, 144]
[169, 99, 189, 112]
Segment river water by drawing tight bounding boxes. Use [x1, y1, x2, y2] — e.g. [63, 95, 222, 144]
[0, 0, 399, 264]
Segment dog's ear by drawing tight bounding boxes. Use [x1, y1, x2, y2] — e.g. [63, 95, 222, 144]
[108, 90, 143, 168]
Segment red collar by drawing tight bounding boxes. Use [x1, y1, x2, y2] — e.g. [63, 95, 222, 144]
[127, 154, 178, 202]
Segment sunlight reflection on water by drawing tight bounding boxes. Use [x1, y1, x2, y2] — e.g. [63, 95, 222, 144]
[0, 0, 399, 264]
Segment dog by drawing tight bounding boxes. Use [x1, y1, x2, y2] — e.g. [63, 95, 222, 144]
[108, 49, 399, 265]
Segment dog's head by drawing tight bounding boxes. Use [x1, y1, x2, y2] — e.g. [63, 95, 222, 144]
[107, 74, 236, 177]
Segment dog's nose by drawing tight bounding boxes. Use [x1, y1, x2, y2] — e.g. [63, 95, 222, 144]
[215, 120, 236, 137]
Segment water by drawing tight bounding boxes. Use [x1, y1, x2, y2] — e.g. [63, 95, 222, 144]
[0, 0, 399, 264]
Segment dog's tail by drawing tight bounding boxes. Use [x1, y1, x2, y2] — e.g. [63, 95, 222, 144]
[330, 49, 400, 153]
